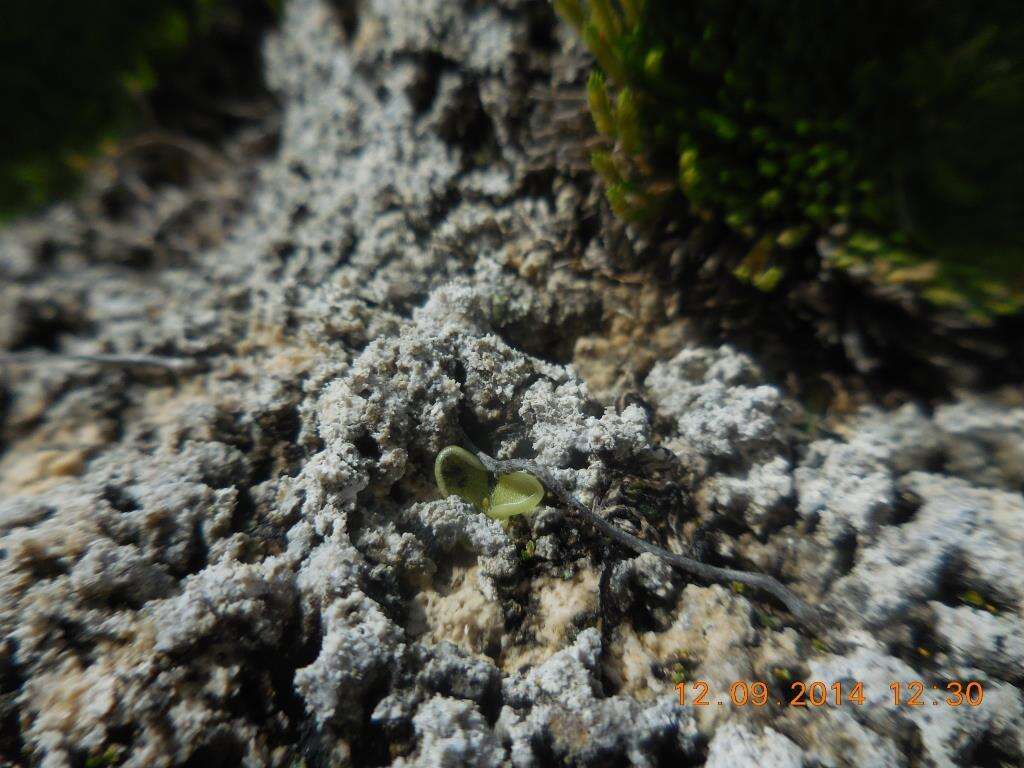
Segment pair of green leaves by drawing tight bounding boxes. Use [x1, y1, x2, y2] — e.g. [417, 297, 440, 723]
[434, 446, 544, 520]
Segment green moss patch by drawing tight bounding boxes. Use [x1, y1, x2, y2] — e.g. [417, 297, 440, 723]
[556, 0, 1024, 321]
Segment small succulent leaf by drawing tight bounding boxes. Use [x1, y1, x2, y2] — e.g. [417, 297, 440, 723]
[486, 471, 544, 520]
[587, 71, 616, 136]
[591, 150, 622, 184]
[590, 0, 623, 40]
[615, 88, 642, 155]
[435, 446, 489, 509]
[582, 22, 625, 83]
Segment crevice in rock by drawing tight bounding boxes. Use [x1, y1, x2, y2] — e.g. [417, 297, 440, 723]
[179, 516, 209, 578]
[102, 483, 140, 514]
[8, 299, 94, 353]
[0, 640, 26, 765]
[327, 0, 362, 42]
[832, 528, 858, 577]
[181, 730, 246, 768]
[440, 81, 501, 170]
[229, 484, 257, 536]
[651, 732, 708, 768]
[935, 556, 1012, 616]
[407, 52, 450, 115]
[522, 0, 561, 53]
[889, 486, 924, 526]
[53, 617, 96, 669]
[28, 553, 70, 581]
[348, 673, 395, 767]
[353, 431, 382, 463]
[771, 663, 811, 707]
[964, 729, 1021, 768]
[884, 612, 947, 674]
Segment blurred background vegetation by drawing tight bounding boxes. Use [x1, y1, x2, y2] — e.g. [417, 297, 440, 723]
[4, 0, 1021, 324]
[0, 0, 280, 220]
[557, 0, 1024, 321]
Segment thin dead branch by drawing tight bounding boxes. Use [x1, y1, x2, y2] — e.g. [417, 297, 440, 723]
[0, 352, 203, 373]
[471, 446, 823, 632]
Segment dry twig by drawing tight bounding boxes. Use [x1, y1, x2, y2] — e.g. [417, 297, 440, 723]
[471, 445, 823, 631]
[0, 352, 202, 373]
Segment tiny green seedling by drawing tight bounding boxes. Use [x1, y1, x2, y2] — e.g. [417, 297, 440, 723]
[442, 444, 822, 629]
[435, 446, 544, 520]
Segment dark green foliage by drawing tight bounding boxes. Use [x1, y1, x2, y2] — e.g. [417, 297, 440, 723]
[0, 0, 278, 218]
[556, 0, 1024, 320]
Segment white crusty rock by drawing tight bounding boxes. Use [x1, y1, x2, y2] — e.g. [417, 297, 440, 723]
[646, 345, 789, 463]
[294, 591, 406, 729]
[794, 403, 942, 541]
[831, 472, 1024, 626]
[810, 639, 1024, 768]
[2, 0, 1024, 764]
[703, 454, 794, 533]
[934, 394, 1024, 491]
[394, 696, 505, 768]
[931, 602, 1024, 681]
[148, 558, 296, 654]
[497, 629, 701, 767]
[704, 722, 805, 768]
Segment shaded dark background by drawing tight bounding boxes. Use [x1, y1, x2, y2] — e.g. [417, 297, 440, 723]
[0, 0, 279, 218]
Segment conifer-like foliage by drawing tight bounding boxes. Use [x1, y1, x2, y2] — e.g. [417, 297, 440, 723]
[556, 0, 1024, 320]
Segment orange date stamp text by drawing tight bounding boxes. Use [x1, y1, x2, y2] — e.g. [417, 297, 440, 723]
[675, 680, 985, 708]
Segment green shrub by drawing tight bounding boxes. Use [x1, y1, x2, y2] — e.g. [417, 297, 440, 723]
[555, 0, 1024, 320]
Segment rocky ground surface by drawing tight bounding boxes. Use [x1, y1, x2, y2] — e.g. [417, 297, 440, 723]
[1, 1, 1022, 767]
